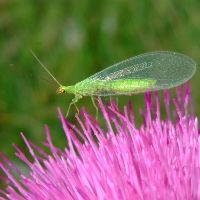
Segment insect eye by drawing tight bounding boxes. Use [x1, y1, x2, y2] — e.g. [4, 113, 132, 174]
[61, 89, 65, 93]
[56, 87, 65, 94]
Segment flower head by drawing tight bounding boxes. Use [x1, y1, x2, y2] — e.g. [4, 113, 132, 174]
[0, 84, 200, 200]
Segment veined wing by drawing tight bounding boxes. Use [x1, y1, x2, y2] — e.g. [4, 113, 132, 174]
[80, 51, 196, 90]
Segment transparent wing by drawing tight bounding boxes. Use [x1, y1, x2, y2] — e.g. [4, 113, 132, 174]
[82, 51, 196, 90]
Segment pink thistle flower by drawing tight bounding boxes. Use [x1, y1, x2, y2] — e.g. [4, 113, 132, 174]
[0, 84, 200, 200]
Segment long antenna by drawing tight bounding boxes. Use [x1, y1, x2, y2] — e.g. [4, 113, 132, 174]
[30, 49, 62, 86]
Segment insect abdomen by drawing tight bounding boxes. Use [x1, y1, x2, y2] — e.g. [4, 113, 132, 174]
[75, 79, 156, 96]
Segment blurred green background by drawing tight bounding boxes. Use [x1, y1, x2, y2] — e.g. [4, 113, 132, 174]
[0, 0, 200, 161]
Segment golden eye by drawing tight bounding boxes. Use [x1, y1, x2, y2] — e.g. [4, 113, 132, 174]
[56, 87, 65, 94]
[61, 89, 65, 93]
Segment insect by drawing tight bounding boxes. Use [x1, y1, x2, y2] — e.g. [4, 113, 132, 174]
[31, 51, 196, 116]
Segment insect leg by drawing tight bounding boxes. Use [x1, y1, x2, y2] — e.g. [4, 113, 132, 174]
[116, 97, 119, 106]
[91, 97, 99, 120]
[109, 96, 114, 105]
[109, 96, 119, 106]
[109, 96, 112, 103]
[66, 95, 82, 117]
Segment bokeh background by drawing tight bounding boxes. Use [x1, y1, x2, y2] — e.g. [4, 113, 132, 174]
[0, 0, 200, 163]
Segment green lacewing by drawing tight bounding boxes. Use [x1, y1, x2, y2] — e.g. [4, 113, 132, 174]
[31, 51, 196, 115]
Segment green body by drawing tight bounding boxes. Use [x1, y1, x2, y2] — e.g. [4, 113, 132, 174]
[55, 51, 196, 105]
[54, 51, 196, 116]
[33, 51, 196, 116]
[63, 79, 156, 97]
